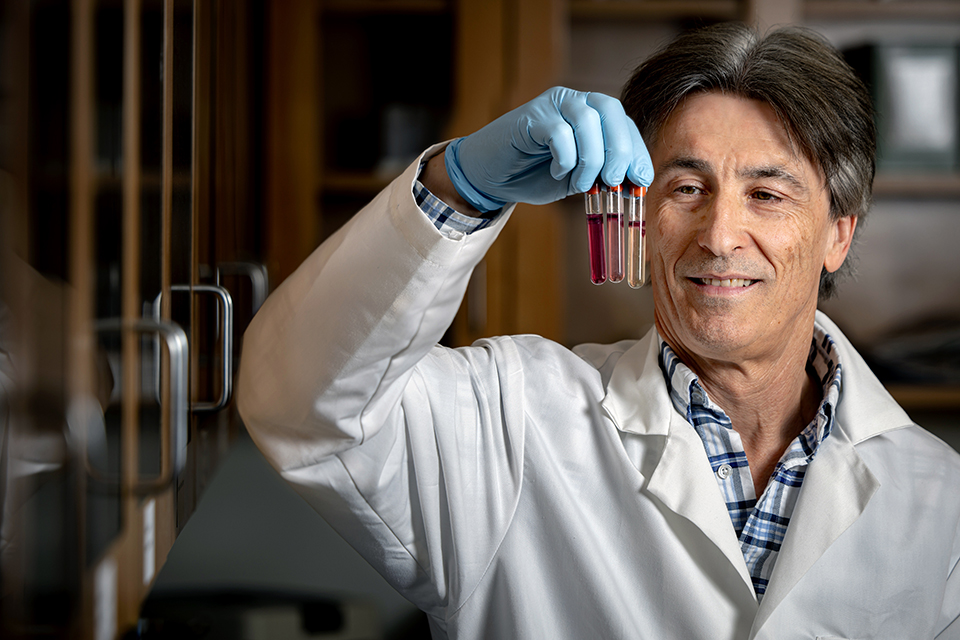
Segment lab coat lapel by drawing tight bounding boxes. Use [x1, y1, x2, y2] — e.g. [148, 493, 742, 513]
[602, 329, 755, 596]
[751, 423, 880, 633]
[750, 315, 904, 633]
[645, 411, 757, 594]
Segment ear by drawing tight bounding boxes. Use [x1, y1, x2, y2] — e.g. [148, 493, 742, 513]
[824, 215, 857, 273]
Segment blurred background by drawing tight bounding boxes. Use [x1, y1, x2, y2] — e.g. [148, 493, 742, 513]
[1, 0, 958, 638]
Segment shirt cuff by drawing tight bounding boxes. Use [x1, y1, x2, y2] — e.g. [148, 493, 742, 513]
[413, 165, 503, 239]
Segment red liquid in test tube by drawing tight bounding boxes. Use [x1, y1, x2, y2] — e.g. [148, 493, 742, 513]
[584, 184, 606, 284]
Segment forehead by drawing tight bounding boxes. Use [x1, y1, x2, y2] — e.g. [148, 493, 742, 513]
[653, 92, 819, 180]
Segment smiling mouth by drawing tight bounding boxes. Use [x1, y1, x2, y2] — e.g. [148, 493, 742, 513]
[690, 277, 757, 288]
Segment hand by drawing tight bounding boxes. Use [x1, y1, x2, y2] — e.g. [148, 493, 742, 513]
[444, 87, 653, 212]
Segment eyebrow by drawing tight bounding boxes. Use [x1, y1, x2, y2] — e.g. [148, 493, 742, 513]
[739, 165, 807, 193]
[659, 156, 711, 174]
[659, 156, 809, 194]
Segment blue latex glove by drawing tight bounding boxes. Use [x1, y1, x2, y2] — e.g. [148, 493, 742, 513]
[445, 87, 653, 212]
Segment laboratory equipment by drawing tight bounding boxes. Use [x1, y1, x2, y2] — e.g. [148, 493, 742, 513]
[626, 183, 647, 288]
[604, 183, 625, 283]
[584, 183, 606, 284]
[585, 181, 647, 287]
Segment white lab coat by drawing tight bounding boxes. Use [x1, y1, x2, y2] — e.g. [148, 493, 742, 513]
[238, 145, 960, 639]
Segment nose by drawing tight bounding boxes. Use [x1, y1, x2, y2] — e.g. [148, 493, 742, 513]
[696, 193, 748, 257]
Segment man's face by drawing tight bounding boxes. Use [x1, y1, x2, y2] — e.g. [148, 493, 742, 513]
[647, 92, 855, 367]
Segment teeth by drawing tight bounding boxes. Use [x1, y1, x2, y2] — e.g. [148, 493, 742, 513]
[702, 278, 752, 287]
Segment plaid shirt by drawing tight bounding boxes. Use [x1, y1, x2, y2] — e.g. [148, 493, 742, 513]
[661, 334, 842, 601]
[414, 177, 499, 238]
[414, 174, 844, 602]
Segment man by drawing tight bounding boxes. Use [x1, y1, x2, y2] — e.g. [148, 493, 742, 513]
[238, 23, 960, 639]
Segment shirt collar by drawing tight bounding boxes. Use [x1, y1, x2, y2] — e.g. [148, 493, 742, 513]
[659, 327, 844, 453]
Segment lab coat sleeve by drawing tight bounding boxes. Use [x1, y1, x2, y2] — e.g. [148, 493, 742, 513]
[236, 144, 518, 615]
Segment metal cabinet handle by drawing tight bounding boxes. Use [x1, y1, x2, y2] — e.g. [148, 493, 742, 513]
[211, 261, 269, 315]
[93, 318, 189, 485]
[153, 284, 233, 412]
[178, 284, 232, 412]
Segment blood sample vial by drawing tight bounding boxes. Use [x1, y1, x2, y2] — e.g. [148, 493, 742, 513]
[584, 184, 606, 285]
[604, 183, 624, 283]
[626, 183, 647, 288]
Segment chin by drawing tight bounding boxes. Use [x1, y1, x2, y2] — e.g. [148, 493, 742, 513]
[683, 317, 756, 360]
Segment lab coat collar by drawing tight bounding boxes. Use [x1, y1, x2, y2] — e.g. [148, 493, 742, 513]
[600, 326, 671, 437]
[814, 310, 914, 444]
[603, 312, 913, 442]
[601, 311, 910, 631]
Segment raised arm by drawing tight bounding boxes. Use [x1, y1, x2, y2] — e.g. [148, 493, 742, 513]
[238, 86, 651, 470]
[235, 87, 651, 613]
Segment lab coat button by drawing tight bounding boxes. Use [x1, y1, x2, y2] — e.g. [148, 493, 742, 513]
[717, 464, 732, 479]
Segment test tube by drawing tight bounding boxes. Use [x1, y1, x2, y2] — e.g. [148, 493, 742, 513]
[626, 183, 647, 288]
[584, 183, 606, 284]
[604, 183, 624, 283]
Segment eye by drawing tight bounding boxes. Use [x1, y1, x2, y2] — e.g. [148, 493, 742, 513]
[676, 185, 702, 195]
[751, 189, 780, 202]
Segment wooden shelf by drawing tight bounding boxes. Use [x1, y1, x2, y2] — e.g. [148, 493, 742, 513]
[873, 173, 960, 198]
[885, 383, 960, 409]
[569, 0, 740, 21]
[806, 1, 960, 20]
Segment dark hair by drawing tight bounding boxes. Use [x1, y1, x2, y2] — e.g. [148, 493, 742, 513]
[621, 22, 876, 299]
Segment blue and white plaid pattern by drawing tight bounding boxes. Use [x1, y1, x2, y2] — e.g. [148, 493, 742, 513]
[414, 177, 500, 237]
[660, 330, 842, 601]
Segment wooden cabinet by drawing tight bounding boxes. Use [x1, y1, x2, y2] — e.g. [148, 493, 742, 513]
[0, 1, 260, 637]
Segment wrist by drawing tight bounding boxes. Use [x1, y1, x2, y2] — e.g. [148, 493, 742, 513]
[420, 149, 484, 216]
[442, 138, 507, 213]
[423, 146, 508, 218]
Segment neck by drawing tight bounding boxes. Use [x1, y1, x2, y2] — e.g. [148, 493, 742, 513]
[661, 325, 823, 496]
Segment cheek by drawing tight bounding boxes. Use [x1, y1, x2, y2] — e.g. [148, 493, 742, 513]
[761, 220, 828, 286]
[648, 202, 684, 268]
[647, 219, 676, 290]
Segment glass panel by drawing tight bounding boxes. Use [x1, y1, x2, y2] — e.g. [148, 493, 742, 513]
[88, 0, 124, 565]
[138, 0, 164, 482]
[28, 1, 71, 281]
[170, 0, 194, 528]
[8, 0, 81, 631]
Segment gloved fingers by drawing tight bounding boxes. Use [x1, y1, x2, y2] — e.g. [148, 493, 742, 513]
[626, 119, 654, 187]
[524, 89, 601, 193]
[584, 92, 631, 187]
[529, 114, 578, 183]
[455, 86, 653, 207]
[552, 90, 606, 193]
[585, 92, 654, 188]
